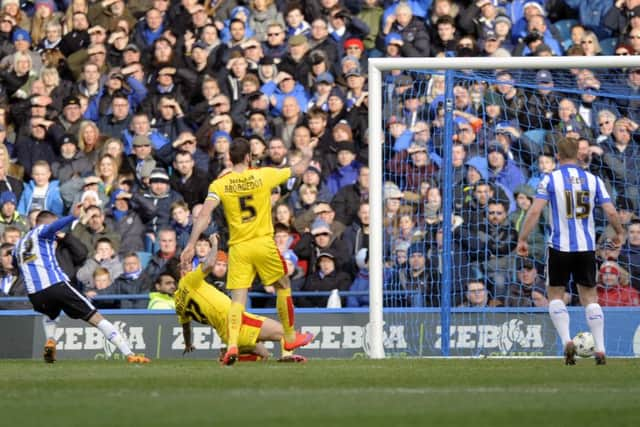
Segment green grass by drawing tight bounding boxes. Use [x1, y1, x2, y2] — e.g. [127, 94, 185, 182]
[1, 358, 639, 427]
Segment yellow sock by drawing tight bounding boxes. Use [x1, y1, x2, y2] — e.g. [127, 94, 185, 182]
[227, 302, 244, 348]
[276, 288, 296, 342]
[280, 338, 293, 358]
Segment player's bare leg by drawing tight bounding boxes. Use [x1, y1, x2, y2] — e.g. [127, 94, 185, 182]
[273, 276, 314, 351]
[224, 289, 248, 366]
[578, 285, 606, 365]
[87, 312, 150, 363]
[547, 286, 575, 365]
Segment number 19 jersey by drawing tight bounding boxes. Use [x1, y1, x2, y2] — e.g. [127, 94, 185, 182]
[207, 167, 291, 246]
[535, 164, 610, 252]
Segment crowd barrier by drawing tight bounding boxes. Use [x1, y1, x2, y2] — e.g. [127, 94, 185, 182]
[1, 308, 638, 359]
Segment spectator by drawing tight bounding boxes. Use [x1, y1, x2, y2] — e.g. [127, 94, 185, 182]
[76, 237, 123, 291]
[282, 248, 305, 292]
[169, 150, 209, 209]
[0, 143, 23, 200]
[72, 204, 121, 255]
[138, 167, 184, 234]
[298, 249, 352, 307]
[204, 248, 228, 292]
[0, 241, 29, 309]
[83, 267, 120, 308]
[509, 184, 546, 261]
[147, 272, 176, 309]
[619, 220, 640, 291]
[379, 2, 429, 57]
[14, 118, 58, 181]
[341, 201, 370, 272]
[103, 189, 145, 255]
[399, 241, 440, 307]
[459, 279, 502, 308]
[110, 252, 148, 308]
[170, 200, 192, 250]
[51, 133, 93, 182]
[461, 197, 517, 299]
[294, 217, 350, 281]
[602, 117, 640, 203]
[0, 190, 27, 235]
[486, 143, 526, 194]
[76, 120, 103, 165]
[17, 160, 63, 216]
[506, 257, 559, 307]
[597, 260, 640, 306]
[326, 142, 361, 196]
[346, 247, 370, 307]
[143, 227, 180, 289]
[332, 165, 369, 226]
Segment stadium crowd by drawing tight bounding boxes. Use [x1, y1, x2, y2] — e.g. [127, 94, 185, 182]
[0, 0, 640, 311]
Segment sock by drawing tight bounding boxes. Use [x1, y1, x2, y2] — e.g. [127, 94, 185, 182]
[276, 288, 296, 342]
[42, 317, 58, 341]
[280, 338, 293, 358]
[97, 319, 133, 356]
[548, 299, 571, 346]
[585, 303, 605, 353]
[227, 302, 244, 348]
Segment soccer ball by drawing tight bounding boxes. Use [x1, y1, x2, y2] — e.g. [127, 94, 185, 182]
[573, 332, 595, 358]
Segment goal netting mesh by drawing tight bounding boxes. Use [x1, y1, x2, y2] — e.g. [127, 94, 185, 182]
[376, 63, 640, 357]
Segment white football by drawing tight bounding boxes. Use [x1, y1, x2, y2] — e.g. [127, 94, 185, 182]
[573, 331, 595, 358]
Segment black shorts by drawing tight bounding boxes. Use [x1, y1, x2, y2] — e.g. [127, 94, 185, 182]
[29, 282, 97, 321]
[546, 248, 597, 288]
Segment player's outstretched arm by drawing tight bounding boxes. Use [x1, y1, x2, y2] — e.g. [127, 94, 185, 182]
[182, 322, 195, 354]
[181, 197, 220, 270]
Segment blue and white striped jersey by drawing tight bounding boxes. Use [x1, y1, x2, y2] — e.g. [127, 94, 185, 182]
[536, 165, 610, 252]
[13, 216, 75, 294]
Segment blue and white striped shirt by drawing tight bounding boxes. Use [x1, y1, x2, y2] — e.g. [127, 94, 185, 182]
[13, 216, 75, 294]
[536, 164, 610, 252]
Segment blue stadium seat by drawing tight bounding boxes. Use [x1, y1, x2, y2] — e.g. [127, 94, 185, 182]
[553, 19, 578, 45]
[600, 37, 617, 55]
[137, 251, 152, 269]
[523, 129, 547, 148]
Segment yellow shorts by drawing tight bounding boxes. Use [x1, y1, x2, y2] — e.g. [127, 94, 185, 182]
[227, 236, 286, 289]
[236, 312, 266, 352]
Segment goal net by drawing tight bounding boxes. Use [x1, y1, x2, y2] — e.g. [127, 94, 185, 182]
[367, 56, 640, 358]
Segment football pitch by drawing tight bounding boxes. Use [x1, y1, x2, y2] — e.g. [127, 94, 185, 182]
[1, 358, 639, 427]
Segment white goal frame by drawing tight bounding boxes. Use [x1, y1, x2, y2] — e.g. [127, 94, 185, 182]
[367, 55, 640, 359]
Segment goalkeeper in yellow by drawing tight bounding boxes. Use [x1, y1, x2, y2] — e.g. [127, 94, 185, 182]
[178, 235, 305, 361]
[180, 138, 314, 365]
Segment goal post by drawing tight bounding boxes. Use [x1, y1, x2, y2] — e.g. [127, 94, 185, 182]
[367, 55, 640, 359]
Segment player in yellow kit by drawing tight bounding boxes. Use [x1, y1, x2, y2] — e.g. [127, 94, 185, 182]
[180, 138, 314, 365]
[178, 235, 290, 360]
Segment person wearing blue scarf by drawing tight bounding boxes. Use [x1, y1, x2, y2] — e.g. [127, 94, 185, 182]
[110, 253, 148, 308]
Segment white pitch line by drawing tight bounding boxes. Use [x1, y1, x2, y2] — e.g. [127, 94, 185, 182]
[223, 386, 640, 396]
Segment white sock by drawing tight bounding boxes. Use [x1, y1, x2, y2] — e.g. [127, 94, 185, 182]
[97, 319, 133, 356]
[42, 317, 58, 341]
[585, 303, 605, 354]
[549, 299, 571, 346]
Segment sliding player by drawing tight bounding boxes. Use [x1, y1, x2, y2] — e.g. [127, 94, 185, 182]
[178, 235, 307, 362]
